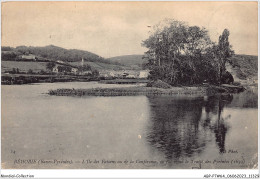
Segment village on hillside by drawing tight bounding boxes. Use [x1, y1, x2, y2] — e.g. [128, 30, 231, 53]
[1, 48, 150, 85]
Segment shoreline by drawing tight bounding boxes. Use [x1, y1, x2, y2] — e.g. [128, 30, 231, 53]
[48, 85, 246, 97]
[49, 86, 208, 97]
[1, 73, 99, 85]
[1, 74, 148, 85]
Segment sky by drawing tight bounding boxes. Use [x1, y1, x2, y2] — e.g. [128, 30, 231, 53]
[2, 1, 258, 58]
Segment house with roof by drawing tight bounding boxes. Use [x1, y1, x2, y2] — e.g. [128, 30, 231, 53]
[79, 70, 92, 76]
[99, 70, 116, 78]
[52, 63, 79, 74]
[21, 54, 36, 61]
[57, 60, 65, 64]
[53, 66, 59, 73]
[71, 67, 78, 74]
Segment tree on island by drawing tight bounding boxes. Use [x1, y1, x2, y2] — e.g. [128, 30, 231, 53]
[142, 19, 234, 86]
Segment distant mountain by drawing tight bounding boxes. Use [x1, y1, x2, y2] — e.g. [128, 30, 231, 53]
[14, 45, 107, 63]
[2, 45, 120, 65]
[107, 55, 148, 69]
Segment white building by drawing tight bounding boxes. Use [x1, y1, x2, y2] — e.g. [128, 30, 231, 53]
[71, 67, 78, 74]
[99, 72, 109, 77]
[99, 70, 116, 77]
[57, 60, 65, 64]
[52, 66, 59, 73]
[126, 74, 136, 78]
[139, 70, 149, 78]
[21, 54, 36, 60]
[52, 65, 79, 74]
[80, 70, 92, 75]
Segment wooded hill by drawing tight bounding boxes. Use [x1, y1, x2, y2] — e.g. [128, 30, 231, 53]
[2, 45, 119, 65]
[228, 54, 258, 80]
[1, 45, 133, 71]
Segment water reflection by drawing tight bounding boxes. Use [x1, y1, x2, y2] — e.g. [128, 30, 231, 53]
[146, 94, 234, 160]
[1, 83, 257, 169]
[204, 95, 234, 153]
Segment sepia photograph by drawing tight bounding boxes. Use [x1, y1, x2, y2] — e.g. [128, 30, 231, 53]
[1, 1, 258, 174]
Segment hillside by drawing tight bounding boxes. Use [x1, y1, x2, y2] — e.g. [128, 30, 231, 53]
[2, 45, 118, 64]
[227, 54, 258, 84]
[107, 55, 147, 69]
[68, 61, 130, 71]
[2, 61, 48, 73]
[1, 45, 129, 71]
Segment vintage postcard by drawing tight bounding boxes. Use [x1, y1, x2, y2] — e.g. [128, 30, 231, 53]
[1, 1, 258, 178]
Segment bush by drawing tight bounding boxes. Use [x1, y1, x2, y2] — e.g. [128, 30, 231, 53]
[147, 79, 172, 89]
[221, 71, 234, 84]
[27, 69, 33, 74]
[233, 81, 241, 86]
[39, 70, 46, 75]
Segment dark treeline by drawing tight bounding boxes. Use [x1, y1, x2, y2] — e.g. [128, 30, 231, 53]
[142, 19, 234, 86]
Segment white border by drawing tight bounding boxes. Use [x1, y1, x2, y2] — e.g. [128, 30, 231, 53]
[0, 0, 259, 178]
[1, 169, 259, 178]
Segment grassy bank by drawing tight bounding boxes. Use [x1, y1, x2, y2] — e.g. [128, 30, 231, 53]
[49, 86, 222, 97]
[48, 83, 246, 97]
[98, 78, 149, 84]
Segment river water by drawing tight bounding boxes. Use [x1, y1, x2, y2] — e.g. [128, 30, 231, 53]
[1, 82, 258, 169]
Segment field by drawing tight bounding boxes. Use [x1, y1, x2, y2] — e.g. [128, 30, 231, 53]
[106, 54, 146, 70]
[68, 61, 130, 70]
[1, 61, 48, 73]
[1, 60, 129, 73]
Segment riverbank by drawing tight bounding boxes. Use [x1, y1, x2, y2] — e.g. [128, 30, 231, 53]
[1, 74, 148, 85]
[1, 73, 98, 85]
[98, 78, 149, 84]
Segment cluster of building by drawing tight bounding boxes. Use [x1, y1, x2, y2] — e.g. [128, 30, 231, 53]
[51, 58, 150, 78]
[52, 63, 92, 76]
[52, 65, 80, 74]
[21, 55, 150, 78]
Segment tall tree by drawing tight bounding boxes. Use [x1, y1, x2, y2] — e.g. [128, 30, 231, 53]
[214, 29, 234, 84]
